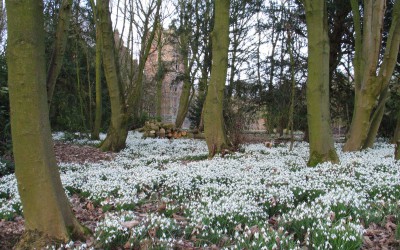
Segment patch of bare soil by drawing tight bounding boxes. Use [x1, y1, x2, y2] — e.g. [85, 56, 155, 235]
[54, 141, 115, 164]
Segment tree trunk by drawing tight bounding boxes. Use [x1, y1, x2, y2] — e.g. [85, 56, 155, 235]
[6, 0, 88, 247]
[395, 141, 400, 160]
[344, 0, 400, 151]
[287, 27, 295, 151]
[304, 0, 339, 166]
[155, 25, 163, 119]
[363, 87, 389, 148]
[175, 78, 191, 128]
[98, 0, 128, 152]
[393, 116, 400, 144]
[46, 0, 73, 106]
[175, 32, 191, 128]
[204, 0, 230, 157]
[91, 1, 103, 140]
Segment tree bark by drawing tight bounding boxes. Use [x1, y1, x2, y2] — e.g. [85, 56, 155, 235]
[46, 0, 73, 106]
[175, 30, 191, 128]
[175, 78, 191, 128]
[6, 0, 88, 247]
[204, 0, 230, 157]
[344, 0, 400, 151]
[91, 0, 103, 140]
[304, 0, 339, 166]
[395, 140, 400, 160]
[393, 115, 400, 144]
[363, 87, 389, 148]
[155, 25, 163, 119]
[98, 0, 128, 152]
[287, 26, 295, 151]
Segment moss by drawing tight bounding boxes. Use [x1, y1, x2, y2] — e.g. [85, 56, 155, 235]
[67, 223, 92, 240]
[308, 149, 339, 167]
[15, 230, 63, 250]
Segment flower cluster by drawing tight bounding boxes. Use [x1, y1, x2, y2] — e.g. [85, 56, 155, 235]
[1, 131, 400, 249]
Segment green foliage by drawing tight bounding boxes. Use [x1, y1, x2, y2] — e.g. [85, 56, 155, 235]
[0, 51, 11, 157]
[46, 1, 111, 134]
[0, 159, 15, 177]
[380, 84, 400, 138]
[188, 94, 205, 129]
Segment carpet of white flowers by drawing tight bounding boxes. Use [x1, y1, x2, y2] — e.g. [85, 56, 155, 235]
[1, 131, 400, 249]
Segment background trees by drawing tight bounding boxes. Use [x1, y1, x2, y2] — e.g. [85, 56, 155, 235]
[1, 0, 400, 158]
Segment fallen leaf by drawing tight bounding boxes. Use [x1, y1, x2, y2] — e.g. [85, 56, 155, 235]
[330, 211, 335, 222]
[124, 241, 132, 249]
[234, 224, 243, 231]
[148, 227, 158, 238]
[250, 225, 260, 235]
[157, 202, 167, 212]
[121, 220, 140, 229]
[86, 202, 94, 211]
[363, 236, 374, 248]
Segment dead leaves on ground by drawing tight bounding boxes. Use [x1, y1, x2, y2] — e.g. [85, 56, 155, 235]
[362, 215, 400, 250]
[54, 141, 115, 164]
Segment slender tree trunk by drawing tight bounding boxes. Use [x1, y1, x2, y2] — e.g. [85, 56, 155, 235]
[204, 0, 230, 157]
[6, 0, 88, 247]
[91, 0, 103, 140]
[75, 41, 86, 131]
[92, 28, 103, 139]
[393, 115, 400, 144]
[287, 27, 295, 151]
[175, 0, 201, 129]
[344, 0, 400, 151]
[395, 140, 400, 160]
[175, 78, 191, 128]
[46, 0, 73, 106]
[363, 87, 389, 148]
[175, 37, 191, 128]
[156, 26, 163, 119]
[304, 0, 339, 166]
[227, 32, 238, 98]
[98, 0, 128, 152]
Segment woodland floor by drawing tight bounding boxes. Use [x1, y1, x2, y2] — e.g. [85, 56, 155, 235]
[0, 134, 400, 249]
[0, 142, 112, 250]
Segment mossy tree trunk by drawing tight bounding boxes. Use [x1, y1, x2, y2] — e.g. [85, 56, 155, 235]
[6, 0, 88, 247]
[197, 0, 213, 131]
[175, 0, 201, 129]
[46, 0, 73, 106]
[343, 0, 400, 151]
[204, 0, 230, 157]
[363, 87, 389, 148]
[98, 0, 128, 152]
[304, 0, 339, 166]
[175, 35, 191, 128]
[155, 24, 164, 119]
[393, 115, 400, 144]
[287, 25, 295, 151]
[90, 0, 103, 140]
